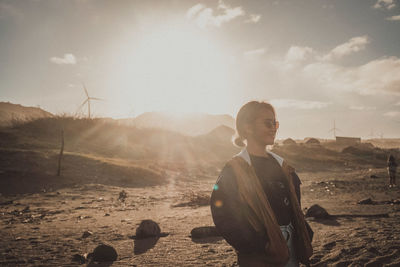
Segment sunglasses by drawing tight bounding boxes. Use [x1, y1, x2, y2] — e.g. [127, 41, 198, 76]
[263, 119, 279, 129]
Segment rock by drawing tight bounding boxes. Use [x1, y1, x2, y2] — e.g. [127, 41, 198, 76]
[0, 200, 13, 205]
[91, 244, 118, 262]
[135, 220, 161, 239]
[358, 198, 373, 205]
[22, 206, 30, 213]
[393, 199, 400, 205]
[305, 204, 331, 219]
[72, 254, 86, 264]
[190, 226, 220, 239]
[322, 241, 336, 250]
[82, 230, 93, 238]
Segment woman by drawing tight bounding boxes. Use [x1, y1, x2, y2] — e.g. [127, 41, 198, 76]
[388, 154, 397, 187]
[211, 101, 313, 267]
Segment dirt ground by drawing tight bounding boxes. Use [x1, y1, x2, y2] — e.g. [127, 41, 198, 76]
[1, 163, 400, 266]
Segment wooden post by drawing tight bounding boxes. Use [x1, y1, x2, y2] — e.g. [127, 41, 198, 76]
[57, 129, 64, 176]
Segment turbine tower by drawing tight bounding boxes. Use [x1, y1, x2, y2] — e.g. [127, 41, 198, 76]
[328, 119, 341, 139]
[76, 83, 102, 119]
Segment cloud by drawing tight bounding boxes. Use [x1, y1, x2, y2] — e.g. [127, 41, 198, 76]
[272, 36, 400, 96]
[303, 57, 400, 95]
[395, 101, 400, 106]
[386, 15, 400, 21]
[186, 3, 205, 19]
[322, 36, 369, 61]
[186, 0, 245, 29]
[50, 53, 77, 65]
[245, 14, 261, 23]
[0, 2, 23, 20]
[285, 46, 314, 63]
[270, 99, 331, 110]
[243, 48, 266, 60]
[349, 106, 377, 111]
[373, 0, 396, 10]
[384, 111, 400, 117]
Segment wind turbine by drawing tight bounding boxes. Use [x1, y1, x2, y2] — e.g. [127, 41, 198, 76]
[76, 83, 103, 119]
[368, 128, 375, 139]
[328, 119, 341, 139]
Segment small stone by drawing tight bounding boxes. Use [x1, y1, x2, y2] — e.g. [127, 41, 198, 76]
[22, 206, 30, 212]
[72, 254, 86, 264]
[358, 198, 374, 205]
[82, 230, 93, 238]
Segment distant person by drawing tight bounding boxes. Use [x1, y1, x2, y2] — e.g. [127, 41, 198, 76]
[210, 101, 313, 267]
[388, 154, 397, 187]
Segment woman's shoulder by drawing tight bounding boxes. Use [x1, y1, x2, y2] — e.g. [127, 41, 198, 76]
[216, 163, 236, 185]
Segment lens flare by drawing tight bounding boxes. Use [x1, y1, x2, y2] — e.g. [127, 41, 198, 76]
[214, 200, 223, 208]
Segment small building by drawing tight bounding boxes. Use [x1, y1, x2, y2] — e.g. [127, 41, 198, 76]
[305, 138, 320, 145]
[283, 138, 297, 145]
[336, 136, 361, 146]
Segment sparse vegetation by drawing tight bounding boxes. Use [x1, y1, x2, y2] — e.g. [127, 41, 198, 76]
[173, 191, 210, 208]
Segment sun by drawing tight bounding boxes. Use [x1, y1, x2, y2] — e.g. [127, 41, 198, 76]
[115, 22, 232, 115]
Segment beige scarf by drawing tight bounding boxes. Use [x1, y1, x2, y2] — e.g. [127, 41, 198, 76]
[228, 155, 313, 266]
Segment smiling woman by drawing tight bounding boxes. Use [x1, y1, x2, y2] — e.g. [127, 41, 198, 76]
[115, 23, 232, 115]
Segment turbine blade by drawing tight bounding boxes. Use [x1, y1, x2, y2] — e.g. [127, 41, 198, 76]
[82, 83, 89, 98]
[76, 99, 88, 113]
[90, 97, 103, 101]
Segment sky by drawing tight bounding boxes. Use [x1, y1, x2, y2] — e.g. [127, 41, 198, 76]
[0, 0, 400, 139]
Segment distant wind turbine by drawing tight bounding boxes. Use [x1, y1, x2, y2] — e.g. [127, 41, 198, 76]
[368, 128, 375, 139]
[328, 119, 341, 138]
[76, 83, 103, 119]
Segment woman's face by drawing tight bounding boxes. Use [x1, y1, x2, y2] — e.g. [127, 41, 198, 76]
[247, 108, 279, 147]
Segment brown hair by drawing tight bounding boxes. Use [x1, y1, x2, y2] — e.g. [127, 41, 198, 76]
[234, 101, 276, 147]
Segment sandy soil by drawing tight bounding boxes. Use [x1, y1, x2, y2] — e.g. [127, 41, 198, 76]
[1, 164, 400, 266]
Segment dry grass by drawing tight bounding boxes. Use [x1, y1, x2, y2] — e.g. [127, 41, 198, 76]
[172, 191, 210, 208]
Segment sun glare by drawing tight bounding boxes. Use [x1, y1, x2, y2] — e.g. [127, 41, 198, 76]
[118, 23, 231, 115]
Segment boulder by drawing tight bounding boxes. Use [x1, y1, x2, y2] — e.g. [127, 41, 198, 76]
[305, 204, 331, 219]
[190, 226, 220, 239]
[91, 244, 117, 262]
[135, 219, 161, 239]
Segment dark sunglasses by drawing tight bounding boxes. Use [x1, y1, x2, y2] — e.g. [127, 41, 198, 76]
[263, 119, 279, 129]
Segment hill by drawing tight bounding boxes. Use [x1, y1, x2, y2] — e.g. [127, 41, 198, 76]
[0, 102, 53, 127]
[0, 116, 239, 163]
[0, 116, 239, 195]
[118, 112, 235, 136]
